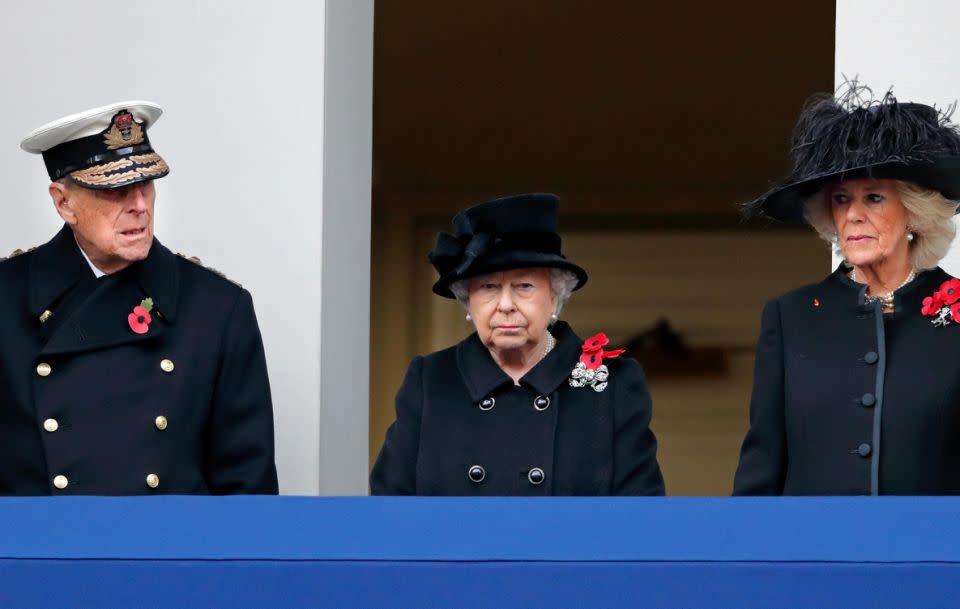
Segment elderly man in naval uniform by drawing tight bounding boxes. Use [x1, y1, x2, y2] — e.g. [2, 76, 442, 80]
[0, 101, 278, 495]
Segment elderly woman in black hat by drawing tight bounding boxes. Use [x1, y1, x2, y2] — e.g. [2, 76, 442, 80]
[370, 193, 664, 495]
[734, 84, 960, 496]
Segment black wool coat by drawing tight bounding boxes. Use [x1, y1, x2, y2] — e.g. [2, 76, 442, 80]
[0, 225, 278, 495]
[734, 265, 960, 496]
[370, 321, 665, 496]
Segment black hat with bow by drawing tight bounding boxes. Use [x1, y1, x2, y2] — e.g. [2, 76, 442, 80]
[745, 82, 960, 223]
[428, 193, 588, 298]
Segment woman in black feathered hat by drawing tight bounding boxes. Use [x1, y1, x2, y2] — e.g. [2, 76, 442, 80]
[370, 193, 664, 496]
[735, 82, 960, 495]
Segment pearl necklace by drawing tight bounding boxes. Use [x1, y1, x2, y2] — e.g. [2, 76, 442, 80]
[851, 268, 916, 309]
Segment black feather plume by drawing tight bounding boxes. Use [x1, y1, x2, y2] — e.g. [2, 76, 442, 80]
[744, 78, 960, 222]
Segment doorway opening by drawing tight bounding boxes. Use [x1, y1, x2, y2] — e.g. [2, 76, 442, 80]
[370, 0, 835, 494]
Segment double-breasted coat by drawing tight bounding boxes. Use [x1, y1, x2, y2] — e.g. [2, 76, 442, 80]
[734, 265, 960, 495]
[370, 321, 665, 495]
[0, 226, 278, 495]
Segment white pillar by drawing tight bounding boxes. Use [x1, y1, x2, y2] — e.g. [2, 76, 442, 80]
[319, 0, 374, 495]
[835, 0, 960, 274]
[0, 0, 374, 494]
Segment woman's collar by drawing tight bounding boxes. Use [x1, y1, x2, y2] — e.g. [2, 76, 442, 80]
[456, 321, 582, 401]
[828, 262, 945, 314]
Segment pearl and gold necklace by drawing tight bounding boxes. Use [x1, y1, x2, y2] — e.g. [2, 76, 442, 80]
[851, 268, 916, 309]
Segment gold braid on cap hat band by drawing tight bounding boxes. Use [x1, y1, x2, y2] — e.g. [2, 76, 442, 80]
[70, 153, 168, 187]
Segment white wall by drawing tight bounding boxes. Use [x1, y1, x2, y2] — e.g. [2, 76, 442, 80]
[835, 0, 960, 274]
[0, 1, 374, 494]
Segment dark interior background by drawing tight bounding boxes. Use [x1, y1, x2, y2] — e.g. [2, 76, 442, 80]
[370, 0, 836, 494]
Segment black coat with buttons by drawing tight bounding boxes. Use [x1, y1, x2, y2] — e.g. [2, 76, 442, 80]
[734, 265, 960, 496]
[0, 225, 278, 495]
[370, 321, 665, 496]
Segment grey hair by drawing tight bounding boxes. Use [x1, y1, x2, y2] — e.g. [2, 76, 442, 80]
[803, 180, 959, 270]
[449, 268, 579, 320]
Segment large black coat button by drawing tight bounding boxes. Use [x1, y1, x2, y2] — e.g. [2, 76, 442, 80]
[861, 393, 876, 407]
[864, 351, 878, 364]
[479, 397, 495, 411]
[533, 396, 550, 411]
[468, 465, 486, 483]
[857, 443, 872, 457]
[528, 467, 545, 485]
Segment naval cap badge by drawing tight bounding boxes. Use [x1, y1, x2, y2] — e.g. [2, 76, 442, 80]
[103, 110, 145, 150]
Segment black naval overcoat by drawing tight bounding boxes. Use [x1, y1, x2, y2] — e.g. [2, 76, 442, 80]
[734, 265, 960, 496]
[0, 226, 278, 495]
[370, 321, 665, 495]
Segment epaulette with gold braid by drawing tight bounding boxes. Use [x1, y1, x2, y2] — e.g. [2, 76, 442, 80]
[1, 246, 37, 262]
[176, 252, 241, 287]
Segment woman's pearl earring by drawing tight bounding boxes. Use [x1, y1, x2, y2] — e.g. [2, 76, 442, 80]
[550, 313, 558, 321]
[907, 232, 915, 242]
[465, 313, 472, 321]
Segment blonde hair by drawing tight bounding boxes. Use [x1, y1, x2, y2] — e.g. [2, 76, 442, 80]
[803, 180, 959, 270]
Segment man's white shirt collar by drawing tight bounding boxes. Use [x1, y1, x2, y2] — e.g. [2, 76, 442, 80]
[74, 236, 107, 278]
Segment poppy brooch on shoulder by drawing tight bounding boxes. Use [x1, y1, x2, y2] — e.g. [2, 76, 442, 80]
[569, 333, 625, 393]
[921, 278, 960, 327]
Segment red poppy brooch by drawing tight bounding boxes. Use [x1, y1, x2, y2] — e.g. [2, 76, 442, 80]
[569, 333, 625, 393]
[128, 297, 154, 335]
[921, 278, 960, 327]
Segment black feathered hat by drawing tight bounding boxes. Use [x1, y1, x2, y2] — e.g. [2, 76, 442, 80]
[745, 82, 960, 223]
[428, 193, 588, 298]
